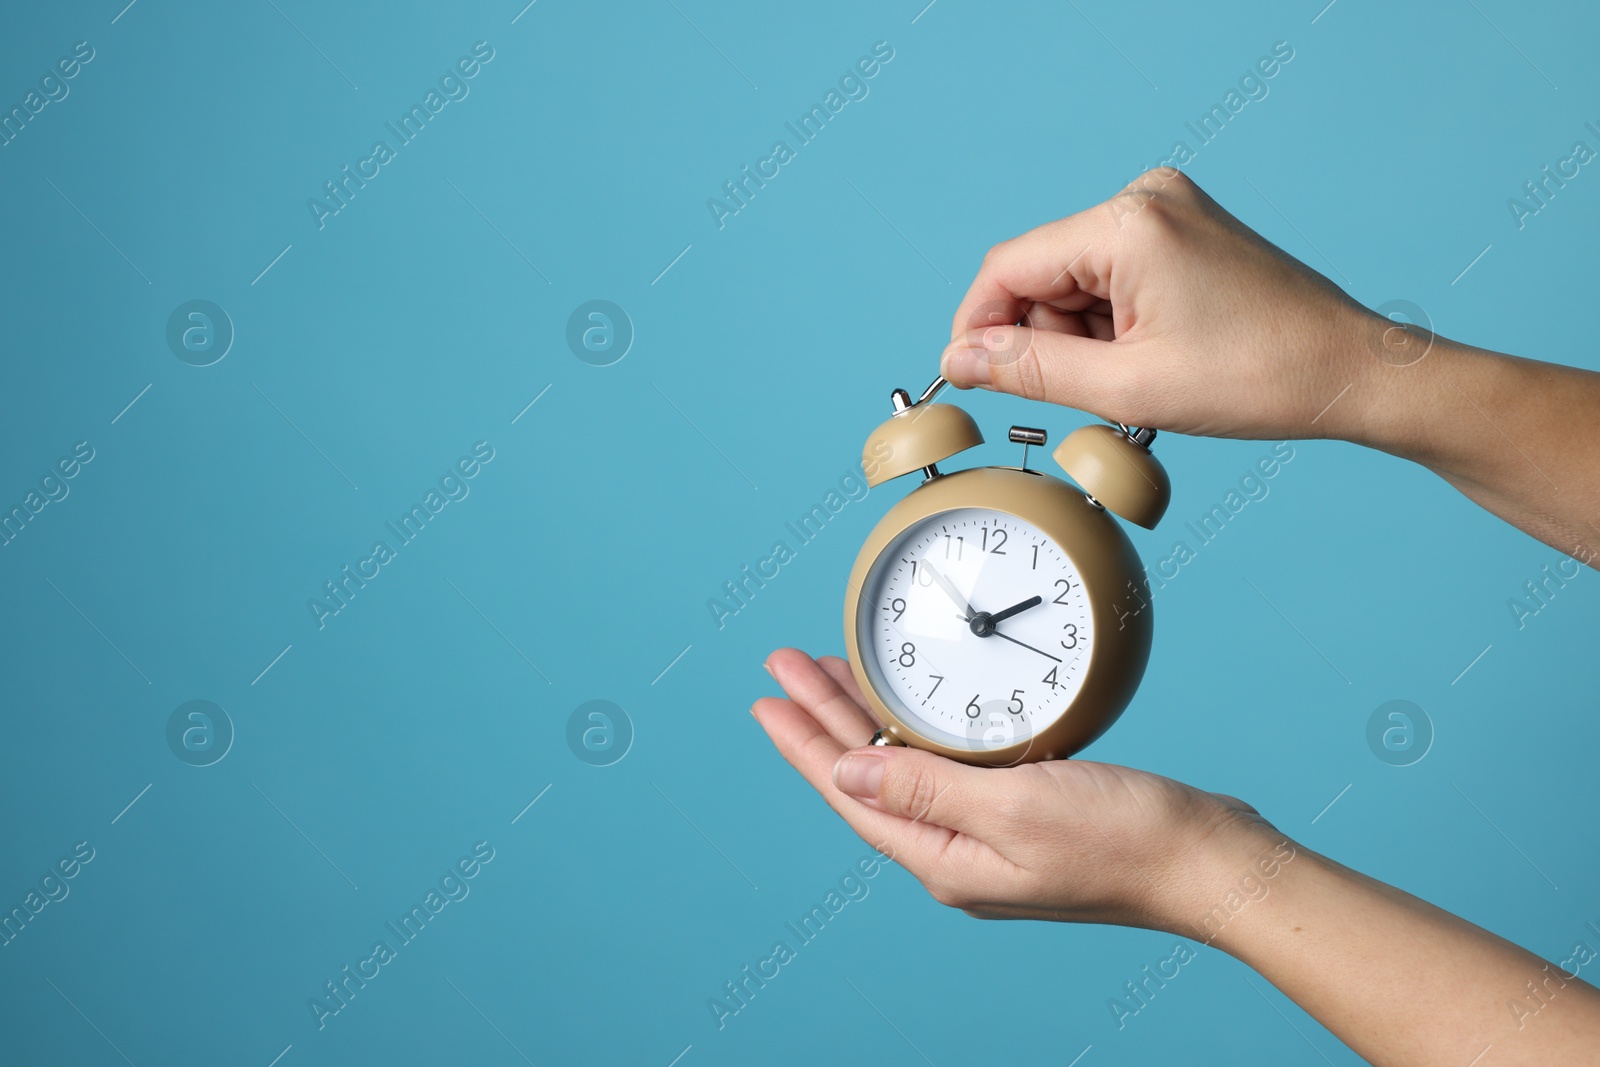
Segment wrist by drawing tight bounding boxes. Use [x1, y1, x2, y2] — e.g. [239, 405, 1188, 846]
[1147, 809, 1302, 943]
[1319, 303, 1430, 452]
[1333, 309, 1510, 470]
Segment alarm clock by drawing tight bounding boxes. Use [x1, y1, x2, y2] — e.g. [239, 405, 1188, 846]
[843, 375, 1171, 766]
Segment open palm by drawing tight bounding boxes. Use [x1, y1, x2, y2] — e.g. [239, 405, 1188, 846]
[753, 648, 1270, 932]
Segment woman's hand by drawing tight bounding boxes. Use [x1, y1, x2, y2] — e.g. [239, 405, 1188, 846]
[753, 648, 1600, 1065]
[752, 647, 1275, 934]
[940, 167, 1600, 564]
[939, 167, 1379, 443]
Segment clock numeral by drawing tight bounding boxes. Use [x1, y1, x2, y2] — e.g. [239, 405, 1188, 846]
[908, 560, 935, 587]
[979, 526, 1008, 554]
[1060, 624, 1078, 650]
[1032, 544, 1040, 570]
[965, 694, 982, 719]
[888, 597, 906, 621]
[1042, 666, 1060, 690]
[924, 674, 944, 703]
[943, 534, 964, 561]
[898, 642, 916, 667]
[1053, 578, 1072, 604]
[1008, 689, 1024, 715]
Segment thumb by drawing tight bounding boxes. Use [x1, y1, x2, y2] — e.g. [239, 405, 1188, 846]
[832, 746, 1006, 836]
[941, 326, 1133, 416]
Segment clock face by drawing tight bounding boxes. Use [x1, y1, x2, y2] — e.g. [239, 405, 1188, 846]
[856, 506, 1095, 753]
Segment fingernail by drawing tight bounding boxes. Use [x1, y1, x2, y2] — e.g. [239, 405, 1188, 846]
[941, 346, 992, 387]
[833, 754, 886, 798]
[762, 659, 774, 678]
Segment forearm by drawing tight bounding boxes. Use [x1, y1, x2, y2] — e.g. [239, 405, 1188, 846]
[1339, 314, 1600, 566]
[1197, 830, 1600, 1065]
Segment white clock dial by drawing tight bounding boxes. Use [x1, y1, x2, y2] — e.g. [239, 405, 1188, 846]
[856, 506, 1094, 752]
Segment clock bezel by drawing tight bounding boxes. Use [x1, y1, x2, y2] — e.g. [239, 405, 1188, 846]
[843, 466, 1152, 766]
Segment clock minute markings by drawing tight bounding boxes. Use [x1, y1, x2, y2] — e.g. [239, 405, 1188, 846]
[878, 567, 956, 711]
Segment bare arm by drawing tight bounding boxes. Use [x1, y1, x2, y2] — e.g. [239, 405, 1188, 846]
[1205, 825, 1600, 1065]
[1348, 333, 1600, 564]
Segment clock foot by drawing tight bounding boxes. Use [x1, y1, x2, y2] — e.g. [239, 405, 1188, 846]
[869, 729, 907, 748]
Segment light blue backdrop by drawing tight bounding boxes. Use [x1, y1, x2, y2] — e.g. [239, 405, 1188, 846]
[2, 1, 1597, 1064]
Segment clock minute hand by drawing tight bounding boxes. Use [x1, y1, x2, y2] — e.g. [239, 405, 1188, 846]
[989, 629, 1062, 663]
[987, 595, 1042, 627]
[920, 559, 975, 621]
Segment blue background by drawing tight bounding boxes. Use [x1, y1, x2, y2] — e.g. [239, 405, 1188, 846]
[2, 1, 1598, 1064]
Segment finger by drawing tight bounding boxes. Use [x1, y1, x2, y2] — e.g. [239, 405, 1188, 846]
[950, 166, 1207, 348]
[831, 744, 1027, 841]
[817, 655, 871, 710]
[950, 208, 1118, 346]
[1023, 304, 1116, 341]
[1081, 310, 1117, 342]
[751, 696, 955, 868]
[1022, 304, 1087, 335]
[766, 647, 878, 749]
[940, 325, 1144, 420]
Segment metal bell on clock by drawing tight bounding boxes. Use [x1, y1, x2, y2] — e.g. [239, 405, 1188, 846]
[1053, 424, 1172, 530]
[861, 378, 982, 486]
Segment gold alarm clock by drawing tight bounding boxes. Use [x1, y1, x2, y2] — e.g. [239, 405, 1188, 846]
[844, 376, 1171, 766]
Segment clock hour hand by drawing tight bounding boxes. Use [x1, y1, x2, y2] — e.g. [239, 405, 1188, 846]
[968, 595, 1042, 638]
[920, 559, 975, 621]
[987, 595, 1042, 627]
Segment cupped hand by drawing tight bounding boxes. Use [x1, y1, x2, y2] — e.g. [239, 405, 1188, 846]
[940, 168, 1390, 444]
[753, 648, 1274, 933]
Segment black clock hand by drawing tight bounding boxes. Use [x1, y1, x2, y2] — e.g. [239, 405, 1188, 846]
[989, 628, 1062, 662]
[920, 559, 975, 621]
[987, 595, 1042, 626]
[968, 595, 1043, 637]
